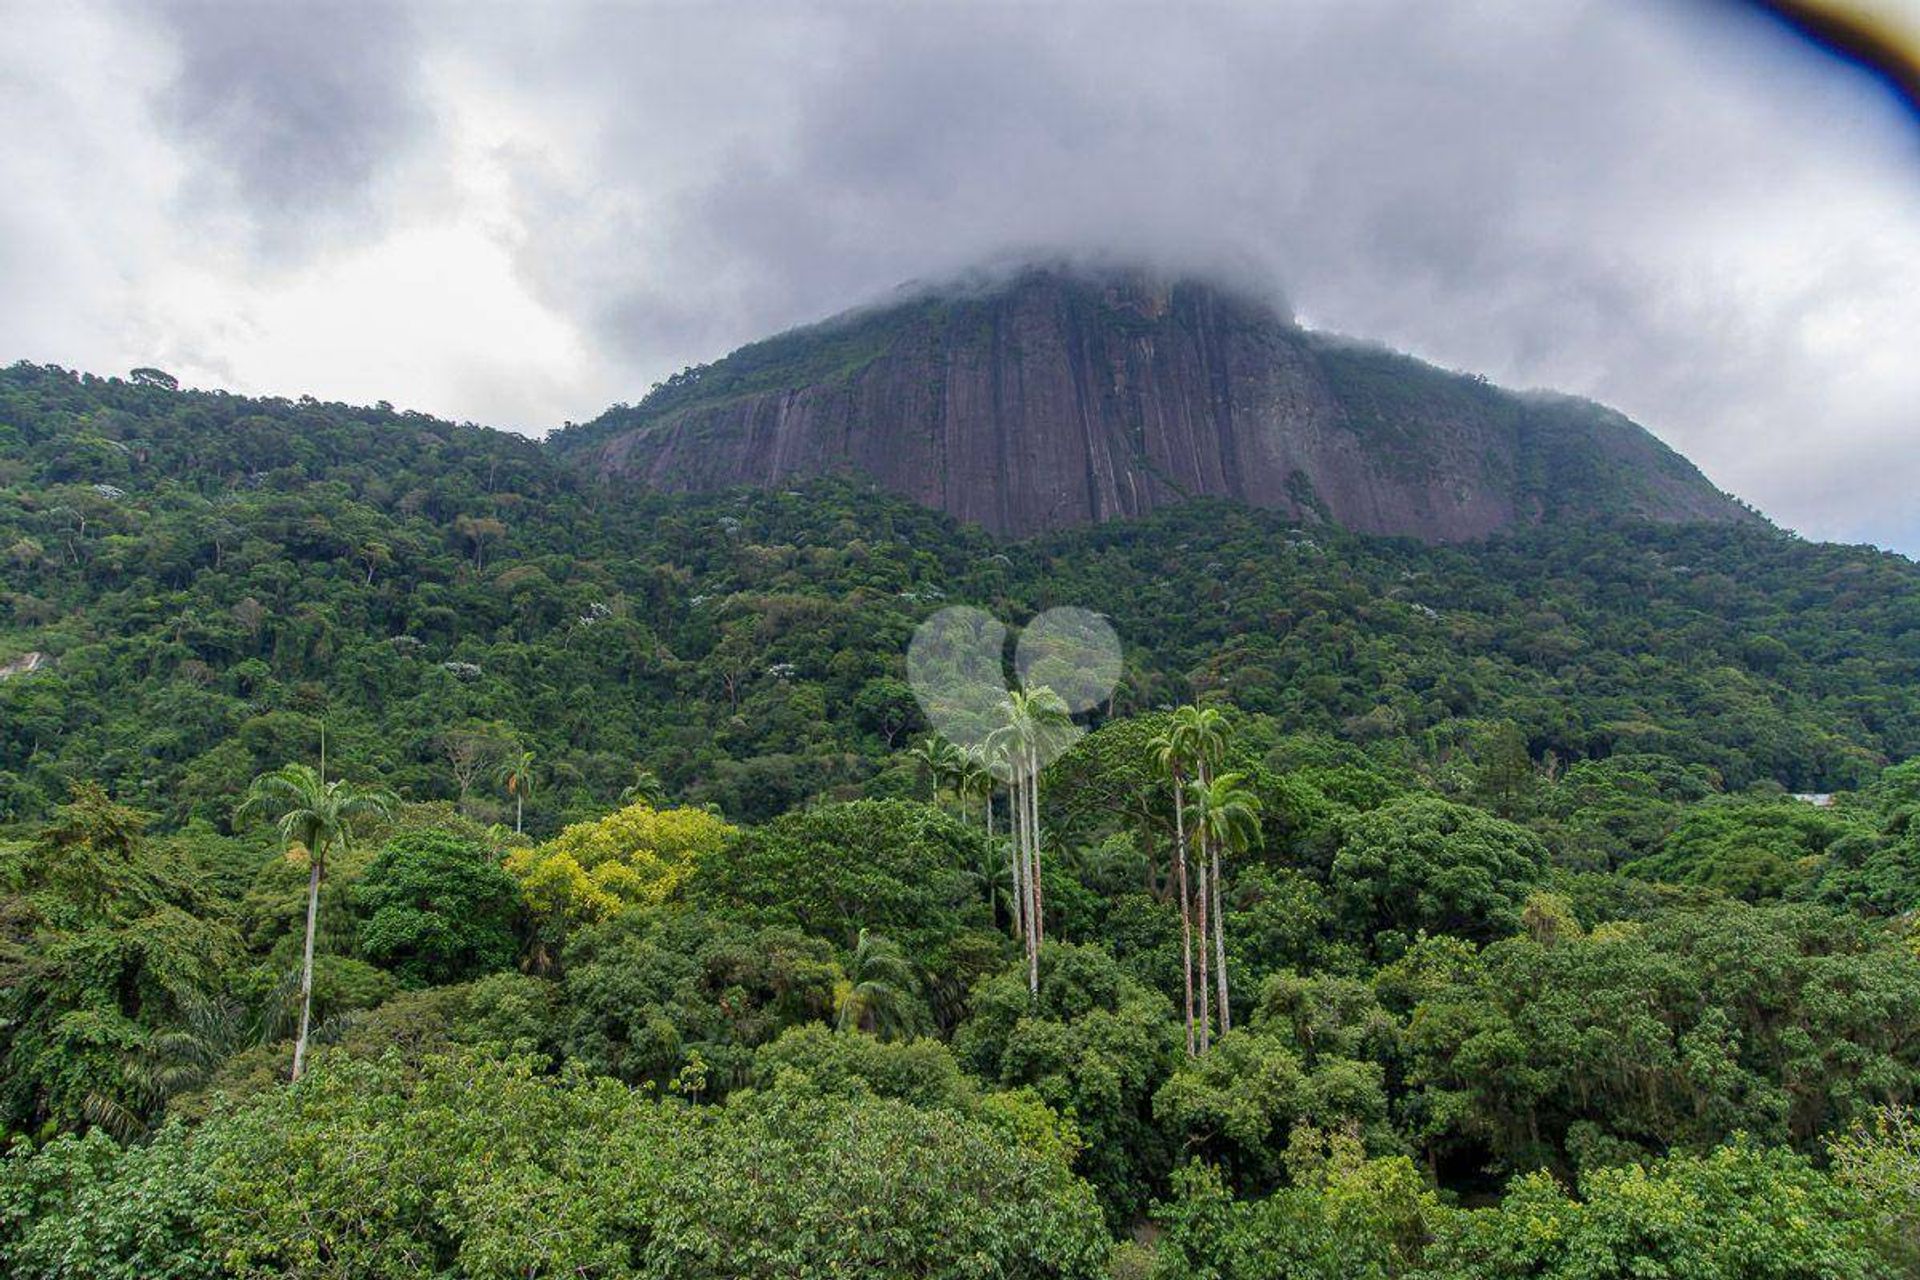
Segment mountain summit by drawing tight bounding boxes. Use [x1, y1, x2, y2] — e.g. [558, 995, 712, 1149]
[555, 264, 1751, 540]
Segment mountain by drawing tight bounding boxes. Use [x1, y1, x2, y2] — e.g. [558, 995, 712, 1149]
[553, 264, 1753, 540]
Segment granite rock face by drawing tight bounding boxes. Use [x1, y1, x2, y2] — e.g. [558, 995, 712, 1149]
[558, 266, 1750, 540]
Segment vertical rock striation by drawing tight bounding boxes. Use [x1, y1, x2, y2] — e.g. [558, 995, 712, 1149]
[555, 264, 1751, 541]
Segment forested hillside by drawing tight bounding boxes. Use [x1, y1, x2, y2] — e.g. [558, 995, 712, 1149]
[3, 362, 1920, 1277]
[3, 364, 1915, 830]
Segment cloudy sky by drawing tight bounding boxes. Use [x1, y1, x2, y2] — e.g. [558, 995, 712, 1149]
[2, 1, 1916, 552]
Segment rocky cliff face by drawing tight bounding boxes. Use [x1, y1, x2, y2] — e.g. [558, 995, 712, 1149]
[556, 265, 1751, 540]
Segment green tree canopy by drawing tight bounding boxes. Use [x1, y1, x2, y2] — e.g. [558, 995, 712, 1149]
[356, 830, 520, 986]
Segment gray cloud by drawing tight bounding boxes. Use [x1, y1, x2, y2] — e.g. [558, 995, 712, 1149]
[147, 0, 433, 253]
[1, 0, 1915, 550]
[447, 1, 1920, 549]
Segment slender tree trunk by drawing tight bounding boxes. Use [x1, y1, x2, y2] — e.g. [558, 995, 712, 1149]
[987, 788, 1003, 931]
[1196, 832, 1213, 1055]
[1009, 776, 1026, 944]
[1021, 752, 1041, 997]
[1027, 746, 1044, 951]
[292, 851, 322, 1082]
[515, 792, 524, 835]
[1212, 839, 1230, 1035]
[1172, 776, 1195, 1057]
[1023, 768, 1039, 995]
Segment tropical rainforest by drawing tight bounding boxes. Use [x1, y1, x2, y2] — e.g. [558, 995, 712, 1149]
[3, 361, 1919, 1278]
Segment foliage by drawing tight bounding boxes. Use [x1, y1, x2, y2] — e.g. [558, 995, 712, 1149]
[558, 908, 841, 1094]
[1626, 795, 1857, 900]
[355, 830, 520, 985]
[0, 1124, 216, 1279]
[688, 799, 993, 953]
[0, 786, 240, 1136]
[1828, 1106, 1920, 1274]
[1152, 1028, 1391, 1194]
[955, 942, 1182, 1224]
[1402, 901, 1920, 1174]
[505, 799, 732, 936]
[1, 1048, 1110, 1280]
[1420, 1142, 1888, 1280]
[1152, 1140, 1440, 1280]
[748, 1023, 976, 1110]
[1332, 795, 1548, 952]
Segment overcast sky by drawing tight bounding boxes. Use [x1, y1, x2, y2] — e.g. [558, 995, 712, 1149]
[2, 1, 1916, 552]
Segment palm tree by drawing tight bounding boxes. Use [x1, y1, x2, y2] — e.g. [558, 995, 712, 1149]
[82, 978, 299, 1140]
[1151, 726, 1198, 1056]
[957, 743, 993, 836]
[1188, 710, 1233, 1040]
[1174, 706, 1231, 791]
[979, 737, 1022, 942]
[909, 736, 963, 807]
[235, 763, 395, 1081]
[989, 687, 1073, 995]
[498, 749, 537, 835]
[619, 766, 668, 806]
[1192, 770, 1262, 1039]
[1155, 705, 1234, 1053]
[836, 929, 921, 1039]
[951, 745, 1007, 924]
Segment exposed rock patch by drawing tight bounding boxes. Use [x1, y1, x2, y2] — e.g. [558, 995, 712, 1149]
[0, 651, 47, 681]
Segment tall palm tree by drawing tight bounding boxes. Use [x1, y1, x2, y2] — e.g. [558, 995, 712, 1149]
[989, 687, 1073, 995]
[236, 763, 395, 1081]
[498, 749, 537, 835]
[953, 744, 1006, 923]
[956, 744, 991, 834]
[1151, 727, 1198, 1056]
[1175, 706, 1231, 787]
[1192, 769, 1262, 1039]
[1182, 708, 1233, 1041]
[836, 929, 921, 1040]
[1156, 705, 1235, 1053]
[978, 737, 1022, 941]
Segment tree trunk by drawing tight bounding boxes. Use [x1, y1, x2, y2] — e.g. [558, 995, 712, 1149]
[1009, 776, 1026, 943]
[1021, 752, 1041, 997]
[291, 851, 323, 1082]
[1172, 777, 1195, 1057]
[1212, 839, 1230, 1035]
[1024, 776, 1040, 997]
[990, 791, 1002, 935]
[1026, 747, 1044, 951]
[1196, 833, 1212, 1055]
[515, 792, 524, 835]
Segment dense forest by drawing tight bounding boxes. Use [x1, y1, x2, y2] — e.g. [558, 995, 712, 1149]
[3, 362, 1919, 1277]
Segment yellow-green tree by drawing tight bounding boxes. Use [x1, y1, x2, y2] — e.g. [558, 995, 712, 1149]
[505, 800, 733, 944]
